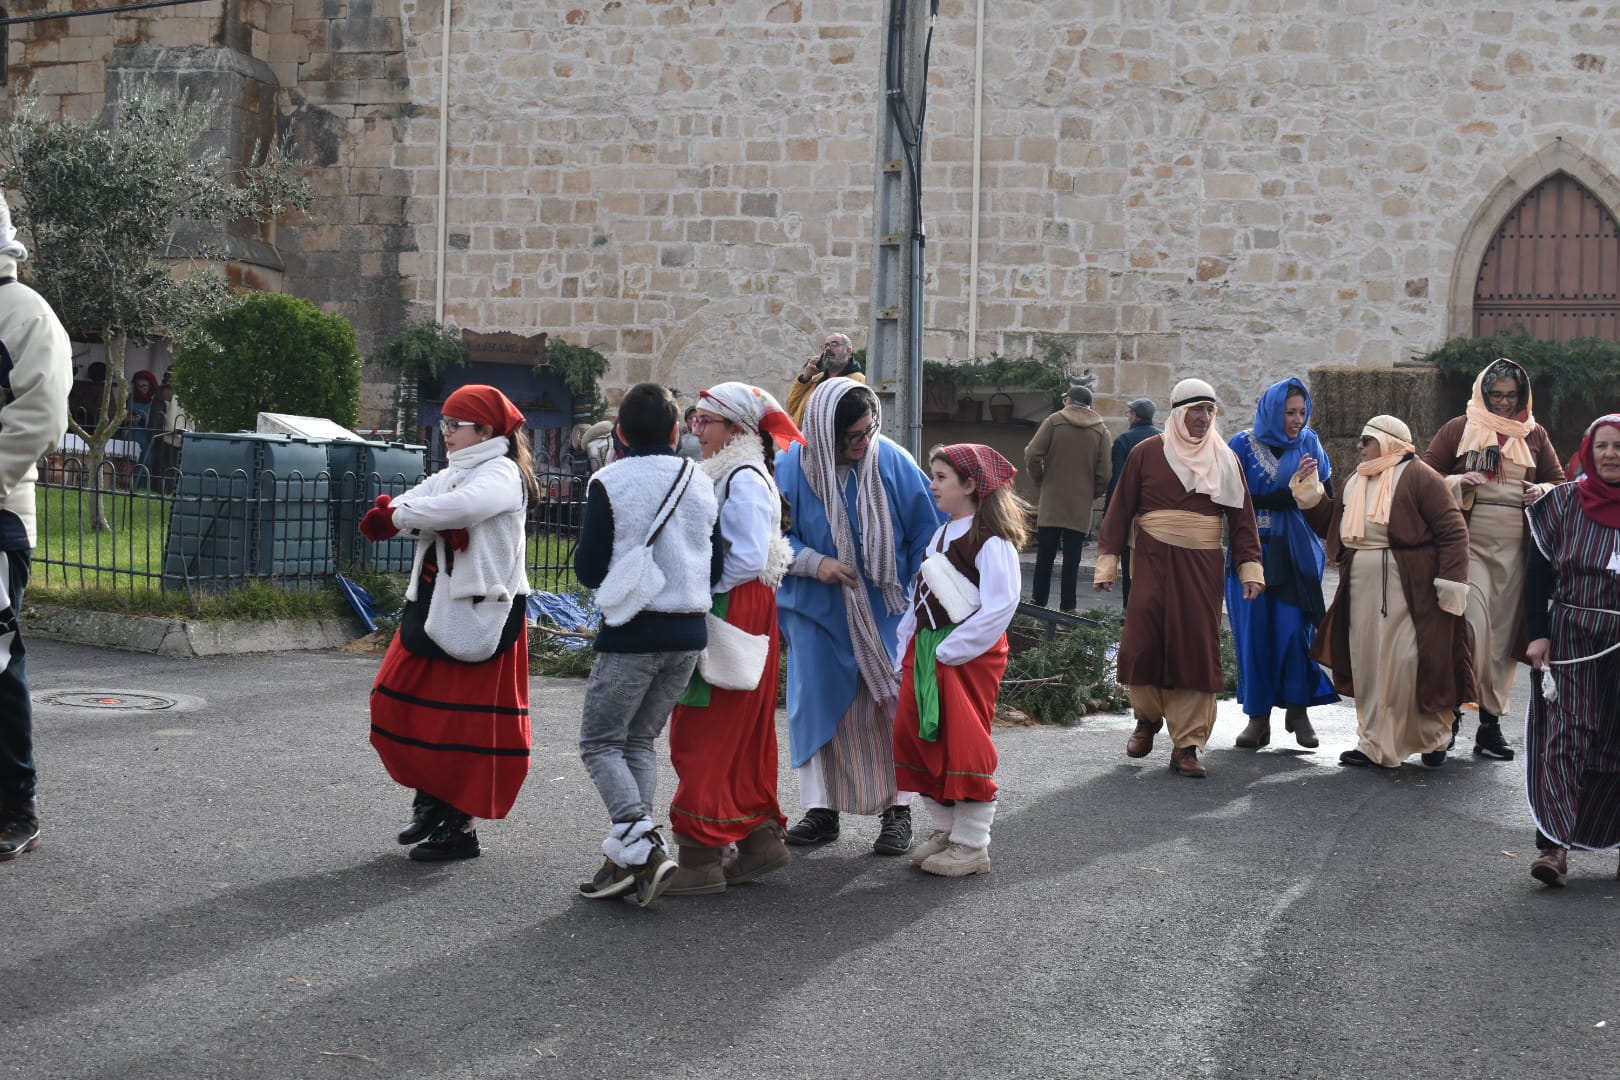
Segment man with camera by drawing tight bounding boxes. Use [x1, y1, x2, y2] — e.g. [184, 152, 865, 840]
[785, 332, 865, 427]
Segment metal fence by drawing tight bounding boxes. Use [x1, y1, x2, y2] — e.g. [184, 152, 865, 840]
[33, 457, 588, 597]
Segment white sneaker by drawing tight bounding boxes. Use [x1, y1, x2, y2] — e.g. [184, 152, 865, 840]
[910, 829, 952, 867]
[919, 842, 991, 878]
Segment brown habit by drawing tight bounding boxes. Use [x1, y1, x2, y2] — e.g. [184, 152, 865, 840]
[1098, 436, 1262, 693]
[1302, 457, 1476, 715]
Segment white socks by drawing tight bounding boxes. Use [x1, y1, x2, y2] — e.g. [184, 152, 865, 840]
[950, 800, 996, 850]
[604, 816, 658, 867]
[920, 795, 955, 837]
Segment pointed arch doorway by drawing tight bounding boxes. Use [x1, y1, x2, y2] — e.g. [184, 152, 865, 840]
[1473, 172, 1620, 341]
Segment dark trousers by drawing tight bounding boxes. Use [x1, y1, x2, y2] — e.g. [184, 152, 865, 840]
[1120, 547, 1133, 610]
[0, 549, 33, 806]
[1032, 526, 1086, 611]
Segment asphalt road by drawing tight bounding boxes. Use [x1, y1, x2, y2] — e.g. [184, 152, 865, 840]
[8, 638, 1616, 1080]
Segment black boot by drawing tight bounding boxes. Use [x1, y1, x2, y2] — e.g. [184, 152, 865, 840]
[873, 804, 913, 855]
[0, 799, 39, 861]
[1474, 713, 1515, 761]
[785, 808, 840, 846]
[409, 812, 480, 862]
[397, 790, 449, 846]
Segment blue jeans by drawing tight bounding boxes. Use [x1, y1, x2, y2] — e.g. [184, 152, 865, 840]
[579, 650, 700, 823]
[0, 549, 34, 805]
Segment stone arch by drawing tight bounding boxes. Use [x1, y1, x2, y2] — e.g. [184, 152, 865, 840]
[1448, 139, 1620, 339]
[651, 296, 825, 396]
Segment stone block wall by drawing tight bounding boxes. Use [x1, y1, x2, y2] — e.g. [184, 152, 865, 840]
[11, 1, 1620, 432]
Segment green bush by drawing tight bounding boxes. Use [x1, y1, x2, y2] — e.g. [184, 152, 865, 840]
[172, 292, 361, 432]
[1420, 328, 1620, 431]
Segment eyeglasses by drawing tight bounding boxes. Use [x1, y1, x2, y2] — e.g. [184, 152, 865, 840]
[690, 416, 726, 432]
[440, 417, 476, 436]
[840, 422, 876, 447]
[1486, 391, 1519, 404]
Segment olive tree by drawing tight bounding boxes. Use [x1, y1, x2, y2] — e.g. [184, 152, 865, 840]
[0, 81, 312, 528]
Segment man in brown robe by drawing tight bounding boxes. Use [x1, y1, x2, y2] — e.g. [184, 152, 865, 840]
[1294, 415, 1475, 768]
[1094, 378, 1264, 778]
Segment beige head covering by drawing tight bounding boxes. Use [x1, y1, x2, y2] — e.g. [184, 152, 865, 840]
[1161, 378, 1247, 508]
[1456, 358, 1536, 480]
[1340, 415, 1417, 543]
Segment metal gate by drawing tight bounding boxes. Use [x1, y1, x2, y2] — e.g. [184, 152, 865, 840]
[1473, 172, 1620, 341]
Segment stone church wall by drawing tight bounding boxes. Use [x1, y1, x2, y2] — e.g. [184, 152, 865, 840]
[9, 1, 1620, 432]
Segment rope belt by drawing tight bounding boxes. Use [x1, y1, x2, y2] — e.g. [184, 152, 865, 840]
[1539, 603, 1620, 703]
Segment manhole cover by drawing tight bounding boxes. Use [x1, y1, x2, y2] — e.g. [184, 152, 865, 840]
[38, 690, 178, 711]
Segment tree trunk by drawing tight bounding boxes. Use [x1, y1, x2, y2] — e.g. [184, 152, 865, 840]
[64, 333, 131, 533]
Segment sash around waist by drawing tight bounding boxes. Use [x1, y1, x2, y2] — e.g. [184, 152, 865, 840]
[1130, 509, 1223, 551]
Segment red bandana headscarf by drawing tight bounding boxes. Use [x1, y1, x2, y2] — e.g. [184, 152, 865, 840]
[1575, 414, 1620, 528]
[941, 443, 1016, 496]
[442, 384, 525, 437]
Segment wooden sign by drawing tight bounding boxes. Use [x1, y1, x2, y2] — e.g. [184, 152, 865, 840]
[462, 330, 549, 367]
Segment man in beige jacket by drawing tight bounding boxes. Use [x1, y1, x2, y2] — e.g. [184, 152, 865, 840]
[1024, 385, 1112, 612]
[0, 191, 73, 862]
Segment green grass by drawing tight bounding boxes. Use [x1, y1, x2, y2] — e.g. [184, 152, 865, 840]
[28, 581, 351, 619]
[33, 484, 170, 589]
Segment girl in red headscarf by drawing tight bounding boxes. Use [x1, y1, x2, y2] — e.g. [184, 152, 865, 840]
[360, 384, 539, 862]
[893, 444, 1031, 878]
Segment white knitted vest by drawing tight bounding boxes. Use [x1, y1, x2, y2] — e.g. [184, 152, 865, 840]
[591, 455, 717, 625]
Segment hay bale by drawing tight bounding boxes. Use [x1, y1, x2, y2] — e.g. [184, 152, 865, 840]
[1308, 364, 1444, 443]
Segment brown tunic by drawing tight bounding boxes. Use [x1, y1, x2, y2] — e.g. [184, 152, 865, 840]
[1098, 436, 1262, 693]
[1302, 457, 1476, 715]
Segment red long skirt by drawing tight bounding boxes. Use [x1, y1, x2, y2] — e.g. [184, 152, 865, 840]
[668, 580, 788, 846]
[893, 634, 1008, 803]
[369, 627, 532, 820]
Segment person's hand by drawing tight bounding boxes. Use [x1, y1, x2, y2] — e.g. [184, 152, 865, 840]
[1522, 481, 1545, 507]
[1292, 456, 1318, 486]
[800, 356, 823, 383]
[1527, 637, 1551, 671]
[359, 494, 399, 543]
[1458, 471, 1489, 490]
[1242, 581, 1264, 601]
[815, 556, 859, 587]
[1093, 578, 1113, 593]
[443, 527, 470, 551]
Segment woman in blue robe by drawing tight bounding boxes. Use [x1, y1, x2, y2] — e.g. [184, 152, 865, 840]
[1226, 378, 1339, 749]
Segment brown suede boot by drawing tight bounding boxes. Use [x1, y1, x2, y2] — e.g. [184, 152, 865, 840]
[725, 821, 790, 885]
[664, 834, 727, 896]
[1284, 707, 1319, 749]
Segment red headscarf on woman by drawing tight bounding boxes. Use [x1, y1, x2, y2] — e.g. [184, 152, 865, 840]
[442, 384, 525, 437]
[1575, 413, 1620, 528]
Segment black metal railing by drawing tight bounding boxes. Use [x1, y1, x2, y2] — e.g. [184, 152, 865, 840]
[34, 458, 588, 597]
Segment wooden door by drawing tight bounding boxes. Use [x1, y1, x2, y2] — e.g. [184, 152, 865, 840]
[1473, 172, 1620, 341]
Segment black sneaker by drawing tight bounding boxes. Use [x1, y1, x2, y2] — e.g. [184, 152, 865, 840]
[1474, 719, 1515, 761]
[1420, 749, 1447, 769]
[408, 814, 480, 862]
[785, 808, 840, 846]
[0, 802, 40, 862]
[873, 805, 913, 855]
[627, 846, 678, 908]
[398, 791, 449, 846]
[1339, 749, 1378, 768]
[578, 857, 637, 900]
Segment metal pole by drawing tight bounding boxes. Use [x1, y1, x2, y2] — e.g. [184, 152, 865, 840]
[867, 0, 933, 459]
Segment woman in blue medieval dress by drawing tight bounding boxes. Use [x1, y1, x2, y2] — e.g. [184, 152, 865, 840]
[1226, 378, 1340, 750]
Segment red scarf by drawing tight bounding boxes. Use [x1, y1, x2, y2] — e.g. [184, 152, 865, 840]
[1575, 415, 1620, 528]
